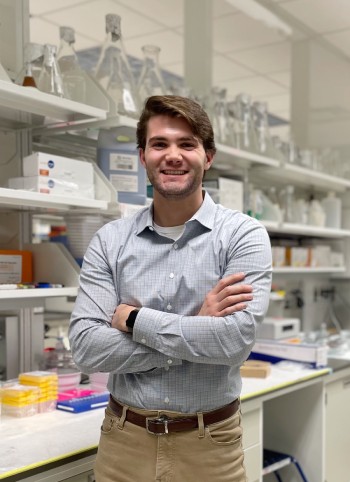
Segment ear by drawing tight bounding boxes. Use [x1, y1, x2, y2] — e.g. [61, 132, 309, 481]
[204, 151, 214, 171]
[139, 148, 146, 168]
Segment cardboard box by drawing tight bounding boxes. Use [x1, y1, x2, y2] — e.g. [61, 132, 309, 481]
[0, 250, 33, 283]
[8, 176, 94, 199]
[240, 360, 271, 378]
[250, 337, 328, 368]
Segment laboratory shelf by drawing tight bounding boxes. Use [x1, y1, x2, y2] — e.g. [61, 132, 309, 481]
[273, 266, 346, 274]
[33, 113, 138, 137]
[251, 162, 350, 192]
[0, 79, 107, 130]
[260, 220, 280, 230]
[0, 187, 109, 212]
[215, 144, 280, 170]
[267, 222, 350, 238]
[0, 287, 78, 300]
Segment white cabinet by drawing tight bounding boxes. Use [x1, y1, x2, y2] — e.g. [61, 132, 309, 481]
[325, 367, 350, 482]
[262, 380, 325, 481]
[241, 398, 263, 482]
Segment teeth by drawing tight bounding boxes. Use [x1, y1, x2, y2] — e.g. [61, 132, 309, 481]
[163, 170, 185, 175]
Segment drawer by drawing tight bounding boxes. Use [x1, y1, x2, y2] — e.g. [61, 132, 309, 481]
[241, 405, 262, 448]
[244, 444, 262, 482]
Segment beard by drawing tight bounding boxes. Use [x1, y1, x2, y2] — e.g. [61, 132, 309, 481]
[147, 169, 203, 200]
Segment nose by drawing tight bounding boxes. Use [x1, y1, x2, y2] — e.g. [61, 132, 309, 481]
[165, 145, 182, 162]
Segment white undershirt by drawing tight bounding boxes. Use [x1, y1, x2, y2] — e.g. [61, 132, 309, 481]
[152, 221, 185, 241]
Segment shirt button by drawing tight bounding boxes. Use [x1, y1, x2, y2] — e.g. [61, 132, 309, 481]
[167, 359, 173, 365]
[167, 304, 172, 310]
[173, 243, 178, 249]
[164, 397, 170, 404]
[141, 338, 146, 344]
[169, 273, 174, 279]
[149, 226, 154, 231]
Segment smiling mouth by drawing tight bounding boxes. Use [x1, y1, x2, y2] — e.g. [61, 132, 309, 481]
[162, 170, 187, 175]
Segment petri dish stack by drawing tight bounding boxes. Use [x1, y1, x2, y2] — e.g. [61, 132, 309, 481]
[1, 383, 41, 417]
[18, 371, 58, 413]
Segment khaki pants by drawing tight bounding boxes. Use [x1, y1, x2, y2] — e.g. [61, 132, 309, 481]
[94, 402, 247, 482]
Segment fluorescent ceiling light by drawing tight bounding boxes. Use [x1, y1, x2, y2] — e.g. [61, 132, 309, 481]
[225, 0, 293, 36]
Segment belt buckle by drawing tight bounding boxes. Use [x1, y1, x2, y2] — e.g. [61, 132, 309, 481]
[146, 415, 169, 435]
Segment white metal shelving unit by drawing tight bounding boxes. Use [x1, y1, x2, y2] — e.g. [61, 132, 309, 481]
[215, 144, 280, 171]
[262, 221, 350, 239]
[0, 187, 108, 211]
[0, 287, 78, 301]
[250, 161, 350, 193]
[0, 79, 107, 130]
[273, 266, 346, 274]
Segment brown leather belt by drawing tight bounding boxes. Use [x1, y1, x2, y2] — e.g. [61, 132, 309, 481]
[109, 396, 239, 435]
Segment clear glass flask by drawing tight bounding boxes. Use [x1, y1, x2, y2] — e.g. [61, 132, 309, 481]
[37, 44, 66, 97]
[57, 26, 87, 103]
[233, 93, 256, 151]
[137, 45, 167, 102]
[210, 87, 234, 146]
[252, 101, 274, 156]
[94, 13, 140, 117]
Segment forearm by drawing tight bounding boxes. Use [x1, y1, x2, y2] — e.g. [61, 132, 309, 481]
[69, 316, 182, 374]
[133, 306, 260, 367]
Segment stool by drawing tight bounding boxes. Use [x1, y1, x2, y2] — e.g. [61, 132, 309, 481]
[263, 448, 309, 482]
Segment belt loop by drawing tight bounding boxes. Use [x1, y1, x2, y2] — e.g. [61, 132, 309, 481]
[197, 412, 205, 438]
[117, 404, 129, 430]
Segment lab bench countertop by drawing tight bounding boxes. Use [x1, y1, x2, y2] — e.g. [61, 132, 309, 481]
[0, 362, 347, 480]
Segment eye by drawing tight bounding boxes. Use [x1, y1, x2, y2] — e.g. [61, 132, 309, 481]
[181, 142, 196, 150]
[151, 141, 167, 149]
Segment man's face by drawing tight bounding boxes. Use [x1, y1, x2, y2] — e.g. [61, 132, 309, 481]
[139, 115, 213, 200]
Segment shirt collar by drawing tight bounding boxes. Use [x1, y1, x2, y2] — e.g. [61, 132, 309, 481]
[136, 191, 216, 236]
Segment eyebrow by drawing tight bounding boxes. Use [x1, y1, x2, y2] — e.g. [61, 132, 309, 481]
[148, 135, 198, 143]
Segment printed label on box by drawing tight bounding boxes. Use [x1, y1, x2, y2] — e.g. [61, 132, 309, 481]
[109, 153, 138, 172]
[0, 255, 22, 283]
[110, 174, 138, 193]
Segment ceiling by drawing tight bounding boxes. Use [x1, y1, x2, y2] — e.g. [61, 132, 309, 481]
[29, 0, 350, 131]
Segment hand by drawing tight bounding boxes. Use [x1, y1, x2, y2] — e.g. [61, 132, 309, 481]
[198, 272, 253, 317]
[111, 303, 136, 332]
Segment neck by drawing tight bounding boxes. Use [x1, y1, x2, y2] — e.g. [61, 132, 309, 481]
[153, 190, 204, 227]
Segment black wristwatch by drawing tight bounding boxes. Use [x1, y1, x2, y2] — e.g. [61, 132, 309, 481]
[125, 309, 139, 333]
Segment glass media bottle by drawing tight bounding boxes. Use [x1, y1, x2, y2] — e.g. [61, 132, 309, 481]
[94, 13, 140, 117]
[137, 45, 167, 102]
[15, 43, 44, 87]
[57, 26, 87, 103]
[37, 44, 66, 98]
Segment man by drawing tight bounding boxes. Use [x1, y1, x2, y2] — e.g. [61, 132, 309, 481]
[69, 95, 272, 482]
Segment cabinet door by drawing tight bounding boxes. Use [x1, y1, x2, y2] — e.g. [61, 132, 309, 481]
[241, 399, 262, 481]
[325, 375, 350, 482]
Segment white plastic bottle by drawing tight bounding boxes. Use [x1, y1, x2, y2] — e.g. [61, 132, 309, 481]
[322, 191, 342, 229]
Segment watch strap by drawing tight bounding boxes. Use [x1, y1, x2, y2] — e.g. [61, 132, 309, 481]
[126, 309, 139, 332]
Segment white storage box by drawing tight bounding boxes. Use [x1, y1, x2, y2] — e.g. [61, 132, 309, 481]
[8, 175, 95, 199]
[251, 337, 328, 368]
[22, 152, 94, 187]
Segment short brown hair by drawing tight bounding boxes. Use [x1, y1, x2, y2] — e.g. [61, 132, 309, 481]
[136, 95, 216, 155]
